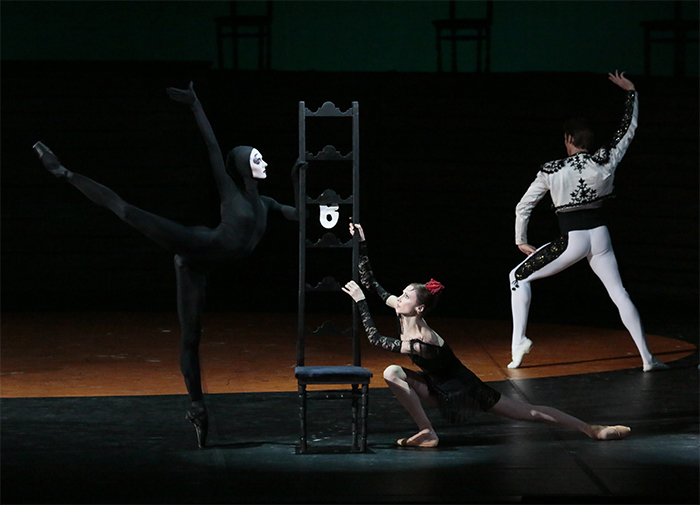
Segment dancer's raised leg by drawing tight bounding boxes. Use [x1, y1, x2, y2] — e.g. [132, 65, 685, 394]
[34, 142, 214, 253]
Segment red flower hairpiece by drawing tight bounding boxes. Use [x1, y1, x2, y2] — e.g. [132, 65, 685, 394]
[425, 278, 445, 295]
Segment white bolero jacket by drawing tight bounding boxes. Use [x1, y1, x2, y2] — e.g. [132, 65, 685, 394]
[515, 90, 638, 245]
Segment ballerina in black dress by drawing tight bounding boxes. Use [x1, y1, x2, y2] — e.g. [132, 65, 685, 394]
[342, 223, 631, 448]
[33, 82, 302, 448]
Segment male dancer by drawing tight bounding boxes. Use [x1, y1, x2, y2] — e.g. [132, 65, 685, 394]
[508, 71, 668, 372]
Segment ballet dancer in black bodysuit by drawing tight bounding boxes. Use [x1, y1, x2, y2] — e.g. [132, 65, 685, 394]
[342, 223, 631, 448]
[33, 82, 302, 448]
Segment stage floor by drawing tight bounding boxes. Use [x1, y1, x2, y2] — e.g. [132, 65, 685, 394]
[1, 312, 698, 504]
[0, 311, 696, 397]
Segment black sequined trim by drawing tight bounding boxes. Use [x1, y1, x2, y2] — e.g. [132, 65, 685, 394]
[592, 90, 636, 165]
[512, 235, 569, 289]
[541, 153, 590, 175]
[612, 90, 636, 147]
[591, 147, 611, 165]
[540, 158, 566, 174]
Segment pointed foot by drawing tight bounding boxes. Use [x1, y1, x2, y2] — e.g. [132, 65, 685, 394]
[397, 428, 439, 448]
[591, 425, 631, 441]
[508, 338, 533, 369]
[33, 141, 69, 178]
[643, 357, 669, 372]
[186, 406, 208, 448]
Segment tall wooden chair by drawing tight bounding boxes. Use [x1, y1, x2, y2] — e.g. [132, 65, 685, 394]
[432, 0, 494, 72]
[641, 0, 698, 77]
[215, 1, 272, 70]
[294, 101, 372, 454]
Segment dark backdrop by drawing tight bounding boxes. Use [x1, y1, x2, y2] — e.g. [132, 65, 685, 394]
[3, 63, 697, 328]
[1, 1, 698, 336]
[2, 1, 698, 75]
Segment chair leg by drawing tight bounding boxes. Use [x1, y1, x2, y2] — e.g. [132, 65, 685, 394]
[257, 29, 264, 70]
[436, 31, 443, 72]
[233, 33, 239, 71]
[644, 28, 651, 76]
[674, 29, 687, 77]
[485, 27, 491, 72]
[450, 29, 458, 72]
[477, 32, 483, 72]
[360, 384, 369, 452]
[298, 383, 307, 453]
[351, 384, 359, 451]
[216, 26, 224, 69]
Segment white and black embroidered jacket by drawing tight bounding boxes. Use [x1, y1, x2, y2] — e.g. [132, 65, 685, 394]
[514, 90, 638, 245]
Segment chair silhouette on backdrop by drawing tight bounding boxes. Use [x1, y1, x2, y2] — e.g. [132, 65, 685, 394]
[432, 0, 494, 72]
[640, 0, 699, 77]
[294, 101, 372, 454]
[215, 1, 272, 70]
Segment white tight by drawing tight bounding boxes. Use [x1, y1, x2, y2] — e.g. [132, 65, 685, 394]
[509, 226, 653, 365]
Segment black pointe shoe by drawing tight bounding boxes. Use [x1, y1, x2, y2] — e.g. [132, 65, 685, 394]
[33, 141, 68, 178]
[185, 407, 208, 448]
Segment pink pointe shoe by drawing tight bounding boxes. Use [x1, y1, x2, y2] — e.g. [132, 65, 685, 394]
[591, 425, 631, 441]
[397, 428, 439, 448]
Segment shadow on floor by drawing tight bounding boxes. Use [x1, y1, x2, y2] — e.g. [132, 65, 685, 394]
[2, 353, 698, 504]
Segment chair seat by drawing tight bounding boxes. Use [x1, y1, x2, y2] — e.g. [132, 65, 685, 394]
[295, 365, 373, 384]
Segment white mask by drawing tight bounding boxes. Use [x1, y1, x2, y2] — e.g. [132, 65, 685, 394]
[249, 148, 267, 179]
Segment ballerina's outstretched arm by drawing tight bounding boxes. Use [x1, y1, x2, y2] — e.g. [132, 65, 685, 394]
[167, 82, 237, 201]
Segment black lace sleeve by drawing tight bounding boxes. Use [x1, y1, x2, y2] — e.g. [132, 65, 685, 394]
[356, 299, 402, 353]
[358, 242, 392, 303]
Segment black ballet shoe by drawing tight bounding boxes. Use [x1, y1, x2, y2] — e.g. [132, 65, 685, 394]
[33, 141, 69, 178]
[185, 407, 208, 448]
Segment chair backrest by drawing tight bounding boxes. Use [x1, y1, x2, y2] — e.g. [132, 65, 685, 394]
[297, 101, 361, 369]
[448, 0, 493, 24]
[230, 0, 273, 21]
[674, 0, 685, 21]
